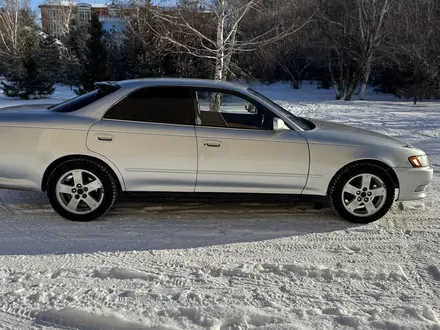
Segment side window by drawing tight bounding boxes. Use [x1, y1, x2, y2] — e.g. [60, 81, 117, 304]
[104, 87, 194, 125]
[194, 90, 274, 130]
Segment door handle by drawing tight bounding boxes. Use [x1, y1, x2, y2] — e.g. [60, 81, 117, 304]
[203, 140, 222, 148]
[96, 134, 114, 142]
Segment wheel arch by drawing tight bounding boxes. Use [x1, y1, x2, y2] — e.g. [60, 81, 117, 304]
[326, 159, 399, 196]
[42, 154, 125, 192]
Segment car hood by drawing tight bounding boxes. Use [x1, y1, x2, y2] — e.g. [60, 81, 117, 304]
[303, 118, 409, 149]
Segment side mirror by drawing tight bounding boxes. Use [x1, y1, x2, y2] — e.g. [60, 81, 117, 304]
[273, 117, 290, 131]
[245, 102, 257, 114]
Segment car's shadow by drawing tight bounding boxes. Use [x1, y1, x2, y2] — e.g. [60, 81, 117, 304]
[0, 190, 362, 256]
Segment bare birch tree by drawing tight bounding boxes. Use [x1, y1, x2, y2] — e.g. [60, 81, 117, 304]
[383, 0, 440, 104]
[316, 0, 394, 100]
[132, 0, 313, 83]
[317, 0, 358, 100]
[0, 0, 30, 62]
[356, 0, 393, 100]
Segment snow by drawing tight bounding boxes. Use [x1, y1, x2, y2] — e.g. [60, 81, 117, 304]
[0, 84, 76, 109]
[0, 81, 439, 329]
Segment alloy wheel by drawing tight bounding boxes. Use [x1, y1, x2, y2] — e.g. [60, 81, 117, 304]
[55, 169, 105, 215]
[341, 173, 387, 217]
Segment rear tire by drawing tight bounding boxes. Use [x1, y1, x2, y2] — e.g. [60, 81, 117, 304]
[329, 163, 395, 223]
[47, 159, 118, 221]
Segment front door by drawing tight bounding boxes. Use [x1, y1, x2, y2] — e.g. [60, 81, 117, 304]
[193, 89, 309, 194]
[87, 87, 197, 192]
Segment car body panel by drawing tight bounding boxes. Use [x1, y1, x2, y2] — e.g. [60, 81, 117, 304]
[195, 126, 309, 194]
[304, 119, 408, 149]
[300, 119, 432, 199]
[0, 78, 433, 205]
[0, 127, 126, 192]
[394, 166, 433, 201]
[0, 108, 126, 192]
[87, 119, 197, 192]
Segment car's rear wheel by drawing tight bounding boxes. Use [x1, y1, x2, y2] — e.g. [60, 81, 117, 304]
[47, 159, 118, 221]
[329, 163, 396, 223]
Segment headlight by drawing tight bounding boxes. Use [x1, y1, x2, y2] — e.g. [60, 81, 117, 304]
[408, 155, 429, 168]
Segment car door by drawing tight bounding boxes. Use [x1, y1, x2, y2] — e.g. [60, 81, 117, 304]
[193, 89, 309, 194]
[86, 86, 197, 192]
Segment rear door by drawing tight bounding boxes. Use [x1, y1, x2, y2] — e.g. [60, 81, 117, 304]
[193, 89, 309, 194]
[87, 87, 198, 192]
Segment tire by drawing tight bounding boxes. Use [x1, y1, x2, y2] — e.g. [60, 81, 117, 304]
[328, 163, 396, 223]
[47, 158, 118, 221]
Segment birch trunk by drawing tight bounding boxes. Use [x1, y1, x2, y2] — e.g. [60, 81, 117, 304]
[222, 25, 237, 80]
[211, 1, 226, 112]
[360, 54, 373, 100]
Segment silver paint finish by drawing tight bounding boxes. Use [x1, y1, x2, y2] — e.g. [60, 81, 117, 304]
[394, 166, 433, 201]
[87, 119, 197, 192]
[0, 107, 125, 192]
[342, 173, 387, 217]
[299, 118, 433, 199]
[195, 126, 309, 194]
[56, 169, 104, 214]
[0, 78, 433, 205]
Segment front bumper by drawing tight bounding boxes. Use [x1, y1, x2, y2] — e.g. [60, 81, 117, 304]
[394, 166, 434, 201]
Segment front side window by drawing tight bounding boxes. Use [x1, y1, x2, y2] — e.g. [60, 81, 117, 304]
[194, 90, 274, 130]
[104, 87, 194, 125]
[247, 88, 314, 130]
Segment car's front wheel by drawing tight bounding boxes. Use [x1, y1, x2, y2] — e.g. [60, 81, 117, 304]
[47, 159, 118, 221]
[329, 163, 396, 223]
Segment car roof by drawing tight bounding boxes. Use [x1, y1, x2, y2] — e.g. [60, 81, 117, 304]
[116, 78, 250, 93]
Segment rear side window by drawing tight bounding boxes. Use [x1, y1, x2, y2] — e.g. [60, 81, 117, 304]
[104, 87, 194, 125]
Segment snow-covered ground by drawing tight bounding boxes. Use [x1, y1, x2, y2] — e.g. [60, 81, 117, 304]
[0, 82, 439, 330]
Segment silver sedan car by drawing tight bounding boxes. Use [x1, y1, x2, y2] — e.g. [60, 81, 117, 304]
[0, 79, 433, 222]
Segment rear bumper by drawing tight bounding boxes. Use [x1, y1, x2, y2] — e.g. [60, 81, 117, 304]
[394, 166, 434, 201]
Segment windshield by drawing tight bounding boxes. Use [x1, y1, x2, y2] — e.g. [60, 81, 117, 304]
[247, 88, 314, 130]
[49, 85, 119, 113]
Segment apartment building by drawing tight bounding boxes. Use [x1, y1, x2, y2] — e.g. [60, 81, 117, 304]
[39, 1, 124, 39]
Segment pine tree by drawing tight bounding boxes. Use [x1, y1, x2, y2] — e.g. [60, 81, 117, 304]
[104, 30, 138, 81]
[1, 9, 56, 99]
[60, 19, 84, 88]
[76, 13, 108, 94]
[39, 35, 62, 82]
[2, 31, 56, 99]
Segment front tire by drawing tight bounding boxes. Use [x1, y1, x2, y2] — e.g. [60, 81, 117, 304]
[47, 159, 118, 221]
[329, 163, 396, 223]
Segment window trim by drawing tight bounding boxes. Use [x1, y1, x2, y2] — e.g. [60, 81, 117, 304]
[102, 86, 196, 126]
[190, 87, 281, 131]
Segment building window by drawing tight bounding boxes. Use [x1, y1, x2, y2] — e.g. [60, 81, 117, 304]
[47, 8, 62, 21]
[78, 10, 91, 25]
[44, 8, 63, 38]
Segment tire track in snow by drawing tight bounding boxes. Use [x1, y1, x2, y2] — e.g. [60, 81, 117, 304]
[0, 307, 58, 330]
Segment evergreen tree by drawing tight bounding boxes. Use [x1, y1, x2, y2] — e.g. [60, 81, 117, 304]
[1, 15, 56, 99]
[39, 35, 62, 82]
[60, 18, 84, 88]
[104, 29, 138, 81]
[76, 13, 108, 94]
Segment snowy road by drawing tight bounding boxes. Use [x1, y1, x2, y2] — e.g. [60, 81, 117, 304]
[0, 189, 439, 329]
[0, 192, 344, 255]
[0, 83, 439, 329]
